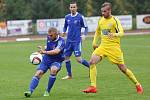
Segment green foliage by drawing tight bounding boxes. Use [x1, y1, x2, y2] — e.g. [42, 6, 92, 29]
[0, 0, 149, 20]
[4, 0, 32, 20]
[31, 0, 62, 19]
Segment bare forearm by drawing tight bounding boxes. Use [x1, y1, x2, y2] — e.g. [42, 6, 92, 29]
[40, 49, 60, 55]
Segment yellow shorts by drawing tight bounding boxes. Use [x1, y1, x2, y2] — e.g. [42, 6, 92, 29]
[93, 45, 124, 64]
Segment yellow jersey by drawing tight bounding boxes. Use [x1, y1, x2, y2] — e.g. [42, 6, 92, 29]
[93, 16, 124, 47]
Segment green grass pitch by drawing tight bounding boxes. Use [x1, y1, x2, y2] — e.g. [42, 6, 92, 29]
[0, 35, 150, 100]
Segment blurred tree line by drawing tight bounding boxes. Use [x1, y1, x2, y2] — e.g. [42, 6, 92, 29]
[0, 0, 149, 21]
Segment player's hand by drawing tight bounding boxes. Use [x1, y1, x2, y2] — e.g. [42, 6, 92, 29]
[44, 46, 47, 50]
[38, 48, 45, 54]
[60, 32, 66, 37]
[37, 46, 43, 53]
[37, 46, 42, 50]
[93, 45, 98, 50]
[38, 49, 43, 54]
[81, 34, 86, 41]
[108, 32, 114, 39]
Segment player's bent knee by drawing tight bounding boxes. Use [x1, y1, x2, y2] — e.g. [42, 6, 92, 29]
[89, 55, 101, 65]
[51, 66, 59, 75]
[65, 56, 70, 61]
[117, 64, 126, 73]
[35, 70, 44, 78]
[89, 59, 96, 65]
[89, 57, 97, 64]
[76, 59, 81, 63]
[76, 57, 82, 63]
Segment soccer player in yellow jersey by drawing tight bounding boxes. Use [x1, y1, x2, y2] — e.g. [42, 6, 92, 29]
[82, 2, 143, 94]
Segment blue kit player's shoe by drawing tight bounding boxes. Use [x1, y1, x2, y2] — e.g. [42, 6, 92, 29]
[24, 91, 32, 97]
[43, 91, 50, 96]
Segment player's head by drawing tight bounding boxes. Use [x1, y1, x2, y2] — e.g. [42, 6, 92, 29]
[48, 27, 58, 41]
[69, 1, 78, 15]
[101, 2, 112, 18]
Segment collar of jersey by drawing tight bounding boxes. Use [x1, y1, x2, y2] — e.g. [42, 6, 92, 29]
[52, 35, 59, 42]
[71, 12, 78, 17]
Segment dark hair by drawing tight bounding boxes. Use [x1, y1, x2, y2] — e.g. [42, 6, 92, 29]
[48, 27, 58, 34]
[101, 2, 112, 9]
[70, 1, 77, 5]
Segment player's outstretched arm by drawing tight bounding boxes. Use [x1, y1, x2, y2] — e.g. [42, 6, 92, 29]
[38, 39, 65, 55]
[38, 48, 61, 55]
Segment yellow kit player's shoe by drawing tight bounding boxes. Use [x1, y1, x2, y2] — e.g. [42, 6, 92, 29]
[82, 86, 97, 93]
[136, 84, 143, 94]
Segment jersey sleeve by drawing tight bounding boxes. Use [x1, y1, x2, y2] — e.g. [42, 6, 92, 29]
[81, 15, 88, 35]
[92, 19, 101, 46]
[113, 17, 124, 37]
[56, 39, 65, 51]
[63, 16, 68, 33]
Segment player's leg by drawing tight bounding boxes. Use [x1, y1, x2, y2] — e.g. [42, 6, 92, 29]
[62, 42, 73, 79]
[83, 54, 102, 93]
[24, 70, 44, 97]
[24, 62, 48, 97]
[74, 42, 90, 68]
[44, 62, 62, 96]
[76, 56, 90, 68]
[117, 64, 143, 94]
[107, 45, 143, 94]
[83, 46, 105, 93]
[62, 56, 72, 79]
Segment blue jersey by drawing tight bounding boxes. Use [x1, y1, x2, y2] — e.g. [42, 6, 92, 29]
[42, 36, 65, 63]
[63, 12, 88, 42]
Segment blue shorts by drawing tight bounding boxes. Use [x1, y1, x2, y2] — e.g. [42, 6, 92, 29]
[64, 42, 82, 57]
[37, 61, 62, 73]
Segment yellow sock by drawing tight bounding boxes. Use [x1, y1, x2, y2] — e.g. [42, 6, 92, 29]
[90, 64, 97, 87]
[125, 68, 140, 85]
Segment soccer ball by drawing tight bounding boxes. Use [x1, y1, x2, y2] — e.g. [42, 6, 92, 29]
[30, 52, 42, 65]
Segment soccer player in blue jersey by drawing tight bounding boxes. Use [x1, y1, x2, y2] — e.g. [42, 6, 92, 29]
[24, 27, 65, 97]
[62, 1, 90, 80]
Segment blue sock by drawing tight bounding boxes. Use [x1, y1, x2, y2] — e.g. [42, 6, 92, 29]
[29, 76, 40, 93]
[66, 60, 72, 76]
[46, 74, 56, 93]
[81, 59, 90, 68]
